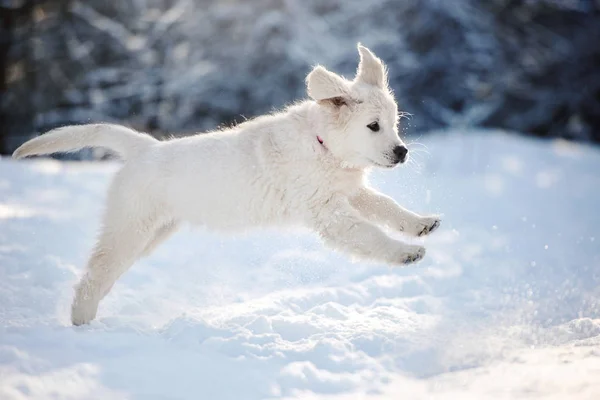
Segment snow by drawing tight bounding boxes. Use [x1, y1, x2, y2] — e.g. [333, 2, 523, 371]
[1, 129, 599, 399]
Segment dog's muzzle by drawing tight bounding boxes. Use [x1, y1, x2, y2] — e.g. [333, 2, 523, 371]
[392, 145, 408, 164]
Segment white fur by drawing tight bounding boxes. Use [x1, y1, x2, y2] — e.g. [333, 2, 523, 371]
[13, 44, 441, 325]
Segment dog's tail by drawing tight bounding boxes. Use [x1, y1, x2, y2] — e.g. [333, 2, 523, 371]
[12, 123, 158, 160]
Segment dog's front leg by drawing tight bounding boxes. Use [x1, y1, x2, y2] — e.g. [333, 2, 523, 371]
[350, 187, 441, 237]
[312, 198, 425, 265]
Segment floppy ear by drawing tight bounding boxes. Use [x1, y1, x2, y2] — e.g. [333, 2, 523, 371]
[306, 65, 351, 103]
[355, 44, 387, 88]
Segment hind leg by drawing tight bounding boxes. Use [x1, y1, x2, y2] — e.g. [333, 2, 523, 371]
[92, 220, 180, 310]
[141, 220, 179, 258]
[71, 215, 163, 325]
[71, 175, 168, 325]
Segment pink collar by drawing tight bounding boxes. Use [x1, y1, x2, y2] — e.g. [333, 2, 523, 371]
[317, 135, 326, 149]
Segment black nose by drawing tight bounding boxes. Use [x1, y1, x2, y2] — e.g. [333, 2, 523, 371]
[393, 145, 408, 163]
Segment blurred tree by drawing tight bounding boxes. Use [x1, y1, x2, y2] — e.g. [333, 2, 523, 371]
[1, 0, 599, 157]
[0, 0, 35, 154]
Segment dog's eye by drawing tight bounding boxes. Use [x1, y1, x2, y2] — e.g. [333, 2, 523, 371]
[367, 122, 380, 132]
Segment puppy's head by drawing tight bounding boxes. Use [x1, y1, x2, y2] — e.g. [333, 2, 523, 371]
[306, 44, 408, 169]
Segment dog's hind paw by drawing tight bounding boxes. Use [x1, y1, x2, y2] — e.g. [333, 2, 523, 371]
[71, 298, 99, 326]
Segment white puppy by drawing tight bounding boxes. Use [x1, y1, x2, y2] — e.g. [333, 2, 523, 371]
[13, 44, 441, 325]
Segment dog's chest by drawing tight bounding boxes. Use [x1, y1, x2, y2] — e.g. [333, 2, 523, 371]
[276, 165, 363, 207]
[248, 150, 365, 224]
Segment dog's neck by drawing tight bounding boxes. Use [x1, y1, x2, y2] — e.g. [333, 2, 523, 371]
[289, 101, 364, 172]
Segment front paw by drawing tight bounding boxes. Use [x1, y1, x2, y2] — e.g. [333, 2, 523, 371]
[417, 216, 441, 237]
[404, 216, 441, 237]
[399, 245, 426, 265]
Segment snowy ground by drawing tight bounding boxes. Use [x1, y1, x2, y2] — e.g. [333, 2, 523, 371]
[1, 129, 599, 400]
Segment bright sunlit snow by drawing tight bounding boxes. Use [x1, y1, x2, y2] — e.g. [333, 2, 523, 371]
[1, 130, 599, 399]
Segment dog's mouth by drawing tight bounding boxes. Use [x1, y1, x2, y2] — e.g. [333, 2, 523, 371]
[369, 158, 397, 168]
